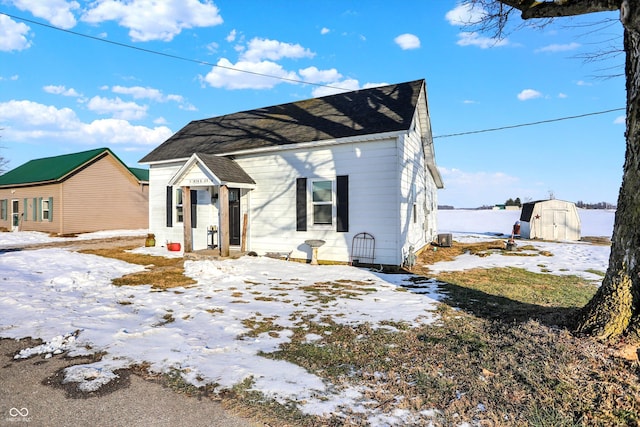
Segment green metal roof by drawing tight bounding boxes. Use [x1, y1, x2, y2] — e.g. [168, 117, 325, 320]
[0, 148, 146, 187]
[128, 167, 149, 182]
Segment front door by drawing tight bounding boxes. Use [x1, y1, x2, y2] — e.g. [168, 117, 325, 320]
[11, 200, 19, 231]
[229, 189, 241, 246]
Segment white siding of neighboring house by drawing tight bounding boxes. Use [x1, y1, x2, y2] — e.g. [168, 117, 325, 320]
[235, 137, 401, 265]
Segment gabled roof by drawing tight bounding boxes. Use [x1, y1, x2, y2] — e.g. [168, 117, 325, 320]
[0, 148, 146, 188]
[168, 153, 256, 189]
[140, 79, 426, 163]
[129, 167, 150, 183]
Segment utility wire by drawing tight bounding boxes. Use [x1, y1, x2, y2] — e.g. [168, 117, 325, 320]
[1, 12, 351, 92]
[2, 12, 627, 139]
[434, 107, 625, 139]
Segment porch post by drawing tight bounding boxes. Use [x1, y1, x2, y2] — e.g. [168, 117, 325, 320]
[183, 186, 192, 252]
[219, 185, 230, 257]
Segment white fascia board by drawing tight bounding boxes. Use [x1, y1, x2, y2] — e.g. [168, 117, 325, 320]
[220, 130, 407, 157]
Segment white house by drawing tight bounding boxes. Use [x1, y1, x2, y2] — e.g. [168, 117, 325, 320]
[519, 199, 581, 241]
[139, 79, 444, 266]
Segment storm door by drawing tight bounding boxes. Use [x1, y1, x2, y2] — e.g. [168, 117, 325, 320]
[229, 189, 241, 246]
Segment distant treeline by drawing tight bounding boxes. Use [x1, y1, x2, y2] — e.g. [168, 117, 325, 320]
[576, 201, 617, 209]
[439, 201, 617, 210]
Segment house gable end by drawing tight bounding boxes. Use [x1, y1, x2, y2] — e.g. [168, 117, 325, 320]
[168, 153, 256, 189]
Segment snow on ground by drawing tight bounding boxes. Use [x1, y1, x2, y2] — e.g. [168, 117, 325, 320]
[434, 209, 614, 282]
[0, 209, 615, 425]
[0, 228, 148, 249]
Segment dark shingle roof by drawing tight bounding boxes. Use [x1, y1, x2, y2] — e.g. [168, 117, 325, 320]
[196, 153, 255, 185]
[140, 79, 425, 163]
[0, 148, 146, 187]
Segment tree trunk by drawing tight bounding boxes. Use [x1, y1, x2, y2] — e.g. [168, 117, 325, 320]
[575, 10, 640, 341]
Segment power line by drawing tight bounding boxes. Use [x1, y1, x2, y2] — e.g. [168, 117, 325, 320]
[1, 12, 351, 92]
[433, 107, 625, 139]
[2, 12, 626, 139]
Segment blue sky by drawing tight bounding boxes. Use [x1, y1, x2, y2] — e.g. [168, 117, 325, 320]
[0, 1, 625, 208]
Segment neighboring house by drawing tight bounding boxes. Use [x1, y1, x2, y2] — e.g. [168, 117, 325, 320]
[140, 79, 444, 266]
[0, 148, 149, 235]
[520, 199, 581, 241]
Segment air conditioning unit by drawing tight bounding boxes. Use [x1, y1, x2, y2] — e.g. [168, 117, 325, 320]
[437, 233, 452, 247]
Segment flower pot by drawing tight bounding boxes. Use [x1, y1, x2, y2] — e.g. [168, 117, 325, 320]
[145, 234, 156, 247]
[167, 242, 181, 251]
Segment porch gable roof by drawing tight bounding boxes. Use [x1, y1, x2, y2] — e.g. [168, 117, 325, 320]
[168, 153, 256, 189]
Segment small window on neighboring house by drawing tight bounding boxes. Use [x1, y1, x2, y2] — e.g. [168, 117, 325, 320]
[42, 199, 50, 221]
[0, 199, 7, 221]
[175, 189, 184, 223]
[312, 180, 332, 225]
[413, 203, 417, 223]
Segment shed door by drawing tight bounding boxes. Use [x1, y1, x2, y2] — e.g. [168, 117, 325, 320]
[542, 209, 567, 240]
[553, 210, 567, 240]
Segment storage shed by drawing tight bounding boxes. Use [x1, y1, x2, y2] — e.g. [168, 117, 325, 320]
[519, 199, 581, 241]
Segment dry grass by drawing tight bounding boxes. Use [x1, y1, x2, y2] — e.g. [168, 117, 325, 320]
[79, 245, 196, 289]
[80, 241, 639, 426]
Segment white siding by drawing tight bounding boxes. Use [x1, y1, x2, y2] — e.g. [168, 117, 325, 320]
[235, 138, 401, 264]
[149, 162, 184, 247]
[397, 113, 439, 264]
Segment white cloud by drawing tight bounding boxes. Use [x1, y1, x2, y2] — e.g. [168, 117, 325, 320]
[43, 85, 81, 97]
[12, 0, 79, 29]
[87, 96, 148, 120]
[111, 85, 164, 101]
[445, 3, 486, 26]
[463, 100, 478, 104]
[298, 67, 342, 84]
[0, 15, 32, 52]
[576, 80, 593, 86]
[394, 33, 420, 50]
[226, 29, 237, 42]
[517, 89, 543, 101]
[535, 42, 581, 53]
[202, 58, 300, 90]
[614, 115, 626, 125]
[558, 93, 568, 99]
[0, 99, 172, 146]
[456, 32, 508, 49]
[321, 27, 330, 35]
[240, 38, 315, 62]
[438, 167, 542, 208]
[81, 0, 223, 42]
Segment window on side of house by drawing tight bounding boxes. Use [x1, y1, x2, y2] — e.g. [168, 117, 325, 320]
[42, 199, 50, 221]
[312, 180, 333, 226]
[0, 199, 7, 221]
[175, 189, 184, 223]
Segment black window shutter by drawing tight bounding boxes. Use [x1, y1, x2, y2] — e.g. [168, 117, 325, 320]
[296, 178, 307, 231]
[190, 190, 197, 228]
[166, 186, 173, 227]
[336, 175, 349, 232]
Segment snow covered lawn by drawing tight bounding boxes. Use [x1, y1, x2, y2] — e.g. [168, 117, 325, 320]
[0, 209, 615, 425]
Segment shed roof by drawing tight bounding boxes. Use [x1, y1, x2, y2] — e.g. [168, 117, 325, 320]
[0, 148, 146, 188]
[520, 199, 577, 222]
[140, 79, 426, 163]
